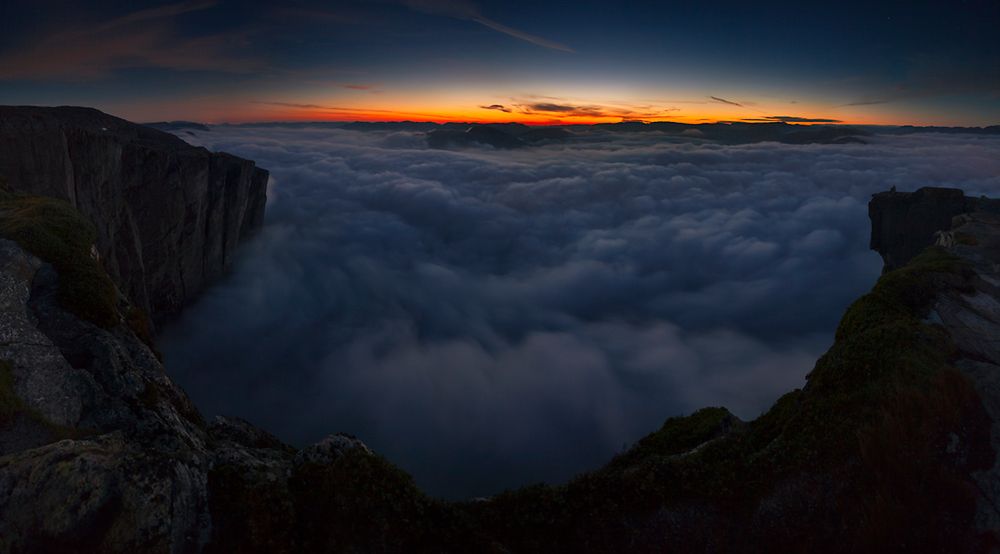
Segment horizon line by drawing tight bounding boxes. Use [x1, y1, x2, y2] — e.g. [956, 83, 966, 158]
[144, 119, 1000, 129]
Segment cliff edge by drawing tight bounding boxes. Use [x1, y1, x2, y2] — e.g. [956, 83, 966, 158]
[0, 106, 268, 325]
[869, 186, 1000, 271]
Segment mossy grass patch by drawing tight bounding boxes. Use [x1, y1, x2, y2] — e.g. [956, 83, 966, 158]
[0, 187, 119, 328]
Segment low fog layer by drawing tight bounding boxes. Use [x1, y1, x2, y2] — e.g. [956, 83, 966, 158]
[159, 126, 1000, 498]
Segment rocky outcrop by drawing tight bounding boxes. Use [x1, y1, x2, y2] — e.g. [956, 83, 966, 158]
[869, 186, 1000, 271]
[0, 106, 268, 325]
[915, 211, 1000, 535]
[0, 227, 388, 553]
[0, 236, 213, 552]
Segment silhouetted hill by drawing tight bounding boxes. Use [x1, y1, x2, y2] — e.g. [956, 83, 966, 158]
[428, 125, 528, 149]
[860, 125, 1000, 136]
[342, 120, 439, 132]
[144, 120, 211, 132]
[423, 121, 870, 149]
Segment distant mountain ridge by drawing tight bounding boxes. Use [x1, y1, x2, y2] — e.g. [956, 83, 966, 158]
[145, 119, 1000, 151]
[144, 120, 211, 132]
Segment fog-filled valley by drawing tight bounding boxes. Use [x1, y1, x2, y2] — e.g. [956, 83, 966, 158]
[159, 127, 1000, 498]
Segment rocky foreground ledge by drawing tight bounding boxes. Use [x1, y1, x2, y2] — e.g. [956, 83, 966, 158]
[2, 111, 1000, 553]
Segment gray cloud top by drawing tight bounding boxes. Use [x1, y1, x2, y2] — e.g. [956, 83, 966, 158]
[160, 127, 1000, 499]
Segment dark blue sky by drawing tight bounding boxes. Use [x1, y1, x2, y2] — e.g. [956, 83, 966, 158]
[1, 0, 997, 124]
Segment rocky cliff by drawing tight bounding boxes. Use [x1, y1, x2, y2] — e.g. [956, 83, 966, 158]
[0, 191, 380, 553]
[2, 114, 1000, 554]
[869, 186, 1000, 271]
[0, 106, 268, 325]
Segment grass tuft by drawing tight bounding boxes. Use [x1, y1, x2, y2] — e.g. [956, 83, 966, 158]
[0, 188, 119, 328]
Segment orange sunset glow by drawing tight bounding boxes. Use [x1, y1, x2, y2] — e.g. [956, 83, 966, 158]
[103, 91, 919, 127]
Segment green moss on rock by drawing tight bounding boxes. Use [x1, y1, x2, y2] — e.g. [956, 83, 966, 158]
[760, 247, 972, 469]
[623, 407, 737, 461]
[462, 245, 994, 552]
[0, 190, 119, 328]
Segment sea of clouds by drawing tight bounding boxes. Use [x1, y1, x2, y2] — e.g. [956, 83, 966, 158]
[159, 126, 1000, 498]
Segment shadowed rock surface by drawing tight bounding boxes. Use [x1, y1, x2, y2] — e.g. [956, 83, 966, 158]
[0, 106, 268, 326]
[0, 220, 370, 552]
[931, 212, 1000, 535]
[0, 233, 213, 552]
[870, 187, 1000, 271]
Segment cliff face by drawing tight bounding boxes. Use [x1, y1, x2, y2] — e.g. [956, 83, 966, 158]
[931, 212, 1000, 537]
[869, 186, 1000, 271]
[870, 192, 1000, 537]
[0, 106, 268, 324]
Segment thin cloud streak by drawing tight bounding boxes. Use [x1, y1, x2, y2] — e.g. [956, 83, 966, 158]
[841, 100, 890, 107]
[252, 101, 328, 110]
[839, 56, 1000, 108]
[250, 100, 464, 121]
[470, 15, 574, 52]
[514, 100, 679, 119]
[93, 0, 217, 31]
[401, 0, 573, 52]
[528, 103, 578, 113]
[0, 0, 259, 80]
[743, 116, 842, 123]
[709, 96, 744, 107]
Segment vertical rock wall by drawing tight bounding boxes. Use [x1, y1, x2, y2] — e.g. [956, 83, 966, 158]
[0, 106, 267, 324]
[869, 186, 1000, 271]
